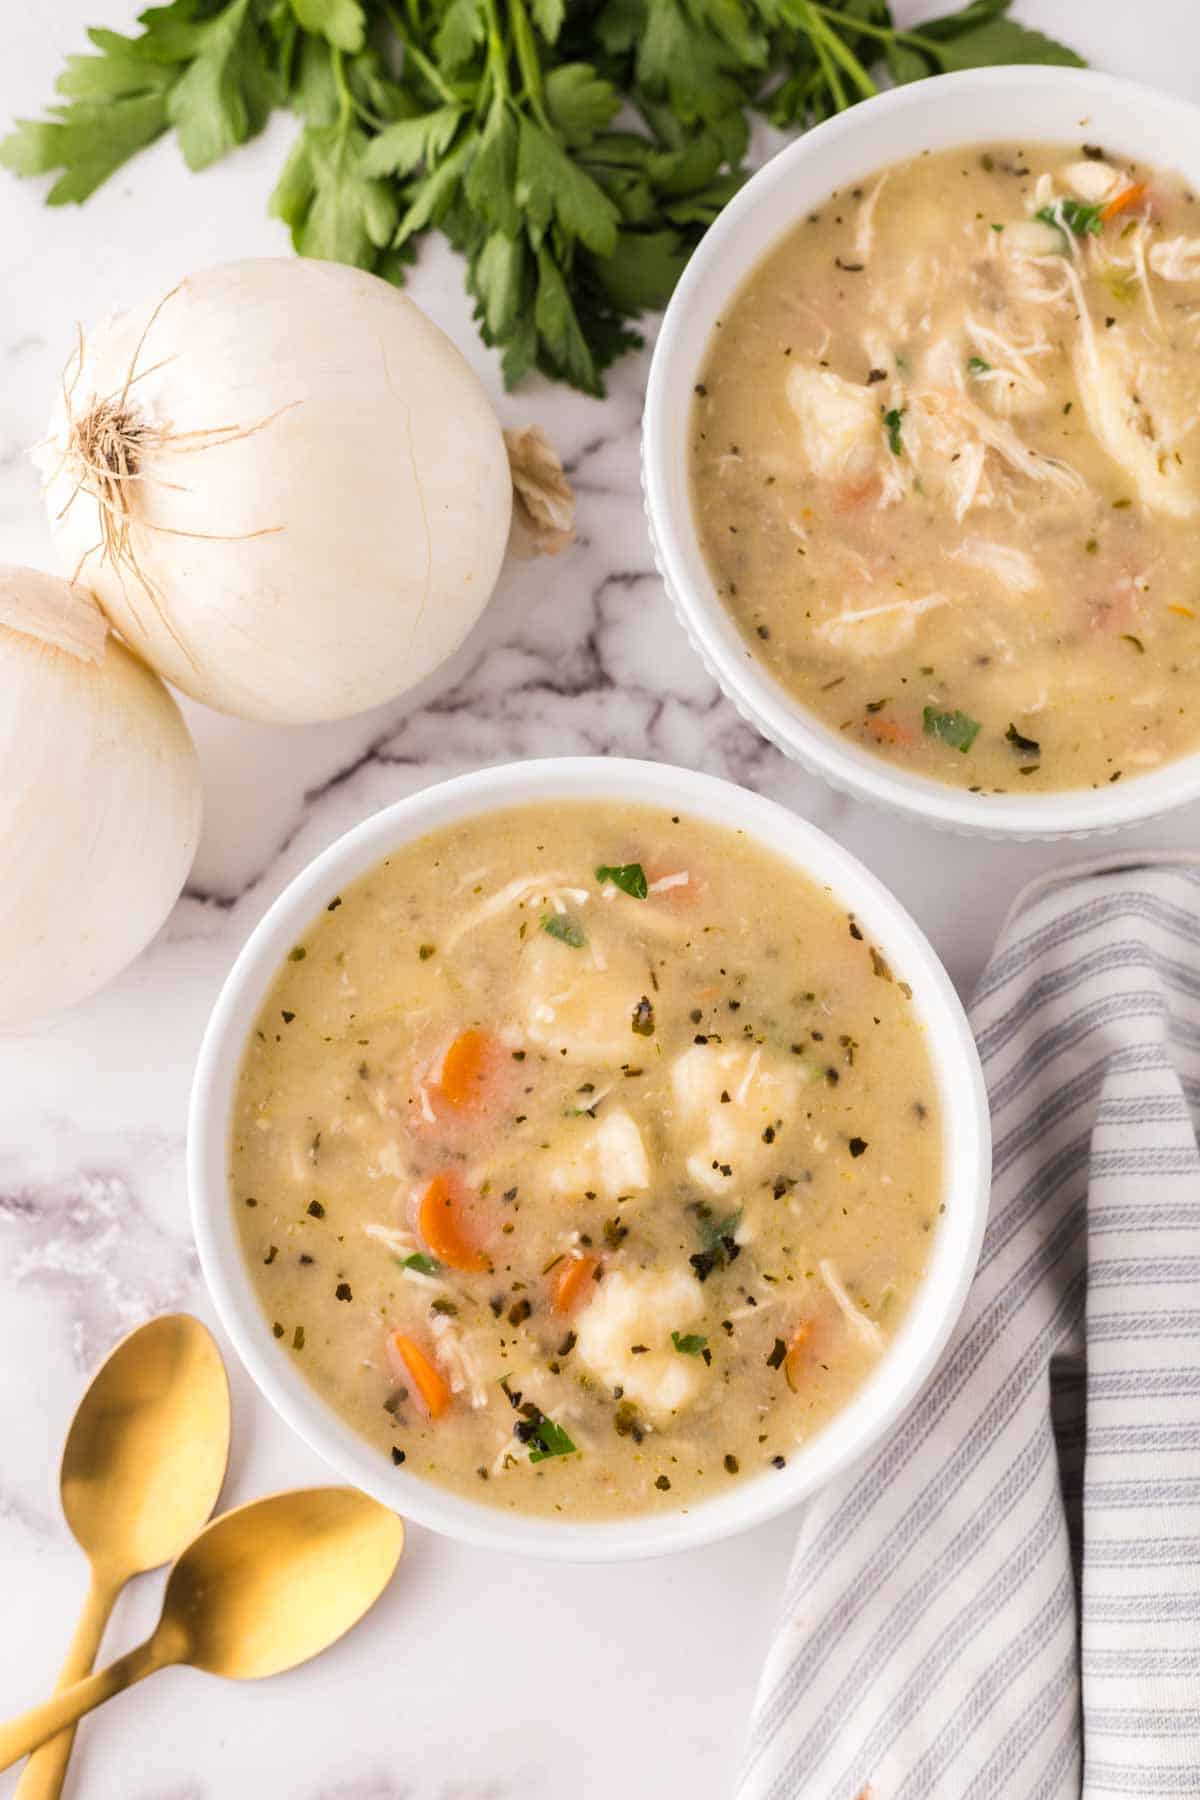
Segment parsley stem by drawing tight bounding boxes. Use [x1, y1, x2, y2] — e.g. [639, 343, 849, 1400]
[807, 3, 940, 57]
[808, 11, 877, 100]
[481, 0, 512, 103]
[508, 0, 551, 130]
[330, 47, 354, 127]
[383, 3, 459, 105]
[798, 5, 846, 111]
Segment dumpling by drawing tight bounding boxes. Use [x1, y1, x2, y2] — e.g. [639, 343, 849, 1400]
[546, 1109, 650, 1201]
[517, 931, 649, 1062]
[575, 1268, 706, 1422]
[669, 1043, 813, 1197]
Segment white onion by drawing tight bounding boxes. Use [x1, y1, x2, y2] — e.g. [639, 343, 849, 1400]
[0, 566, 201, 1029]
[36, 259, 518, 724]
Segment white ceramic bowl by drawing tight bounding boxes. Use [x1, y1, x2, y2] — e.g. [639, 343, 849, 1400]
[644, 67, 1200, 838]
[190, 758, 990, 1560]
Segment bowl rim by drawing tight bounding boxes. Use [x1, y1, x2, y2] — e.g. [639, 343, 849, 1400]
[643, 65, 1200, 839]
[189, 756, 991, 1560]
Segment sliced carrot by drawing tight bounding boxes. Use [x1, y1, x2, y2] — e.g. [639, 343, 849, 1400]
[868, 715, 915, 748]
[1101, 182, 1147, 224]
[552, 1253, 599, 1314]
[387, 1332, 450, 1419]
[784, 1319, 815, 1392]
[435, 1029, 494, 1111]
[418, 1171, 489, 1272]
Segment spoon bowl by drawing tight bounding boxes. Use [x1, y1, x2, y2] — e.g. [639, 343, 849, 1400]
[61, 1313, 230, 1577]
[0, 1488, 404, 1771]
[161, 1487, 407, 1679]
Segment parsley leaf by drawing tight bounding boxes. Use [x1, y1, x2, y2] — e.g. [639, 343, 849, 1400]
[527, 1416, 578, 1461]
[596, 861, 648, 898]
[542, 913, 586, 948]
[883, 406, 904, 455]
[923, 707, 982, 753]
[164, 0, 279, 172]
[671, 1330, 708, 1355]
[1005, 722, 1041, 757]
[400, 1252, 443, 1276]
[1036, 198, 1103, 243]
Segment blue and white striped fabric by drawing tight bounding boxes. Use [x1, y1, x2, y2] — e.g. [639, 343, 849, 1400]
[737, 856, 1200, 1800]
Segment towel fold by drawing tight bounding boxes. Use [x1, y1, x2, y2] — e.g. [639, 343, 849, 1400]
[737, 856, 1200, 1800]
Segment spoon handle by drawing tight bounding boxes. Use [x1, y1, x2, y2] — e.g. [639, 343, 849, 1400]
[0, 1635, 172, 1772]
[13, 1567, 124, 1800]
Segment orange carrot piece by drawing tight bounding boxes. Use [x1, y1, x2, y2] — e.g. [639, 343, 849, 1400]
[868, 715, 914, 748]
[1101, 182, 1147, 224]
[418, 1172, 489, 1272]
[784, 1319, 815, 1392]
[388, 1332, 450, 1419]
[552, 1253, 599, 1314]
[436, 1029, 493, 1110]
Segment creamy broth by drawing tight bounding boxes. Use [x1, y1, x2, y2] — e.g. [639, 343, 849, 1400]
[232, 803, 941, 1519]
[691, 143, 1200, 793]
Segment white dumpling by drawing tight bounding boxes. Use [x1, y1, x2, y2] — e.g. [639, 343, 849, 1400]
[517, 932, 648, 1062]
[575, 1268, 705, 1422]
[547, 1109, 650, 1201]
[669, 1044, 813, 1197]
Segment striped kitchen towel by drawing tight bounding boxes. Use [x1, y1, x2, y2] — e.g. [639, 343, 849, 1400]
[737, 855, 1200, 1800]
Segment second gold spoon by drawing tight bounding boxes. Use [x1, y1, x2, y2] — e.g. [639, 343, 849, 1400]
[0, 1488, 405, 1770]
[16, 1313, 231, 1800]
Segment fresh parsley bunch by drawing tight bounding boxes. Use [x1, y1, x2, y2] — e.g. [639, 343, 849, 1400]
[1, 0, 1083, 394]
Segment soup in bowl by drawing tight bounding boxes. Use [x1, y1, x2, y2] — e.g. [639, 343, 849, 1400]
[190, 760, 989, 1559]
[644, 68, 1200, 836]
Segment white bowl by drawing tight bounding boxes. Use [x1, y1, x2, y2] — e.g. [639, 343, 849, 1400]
[644, 67, 1200, 838]
[189, 758, 990, 1560]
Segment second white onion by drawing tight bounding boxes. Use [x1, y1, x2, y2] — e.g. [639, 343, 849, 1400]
[0, 566, 201, 1029]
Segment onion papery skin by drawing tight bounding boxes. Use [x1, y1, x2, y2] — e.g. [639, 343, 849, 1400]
[39, 259, 513, 724]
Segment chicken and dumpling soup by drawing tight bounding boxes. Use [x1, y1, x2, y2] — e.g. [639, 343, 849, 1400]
[231, 803, 943, 1519]
[691, 143, 1200, 793]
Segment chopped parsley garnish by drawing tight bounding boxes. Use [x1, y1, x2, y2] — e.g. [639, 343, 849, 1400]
[882, 406, 905, 456]
[966, 355, 991, 375]
[848, 1136, 869, 1158]
[401, 1252, 443, 1277]
[689, 1205, 742, 1282]
[671, 1331, 709, 1357]
[596, 862, 648, 899]
[288, 946, 307, 962]
[528, 1417, 579, 1462]
[766, 1338, 787, 1369]
[923, 707, 981, 753]
[1005, 722, 1041, 757]
[1036, 198, 1103, 241]
[542, 914, 586, 948]
[631, 995, 655, 1036]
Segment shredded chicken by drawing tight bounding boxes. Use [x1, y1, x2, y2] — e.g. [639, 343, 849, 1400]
[819, 1259, 885, 1351]
[814, 592, 950, 655]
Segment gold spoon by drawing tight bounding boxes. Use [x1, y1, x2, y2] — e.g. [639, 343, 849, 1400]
[15, 1313, 231, 1800]
[0, 1487, 404, 1769]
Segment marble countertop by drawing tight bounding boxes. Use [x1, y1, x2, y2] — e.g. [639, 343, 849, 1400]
[2, 4, 1198, 1795]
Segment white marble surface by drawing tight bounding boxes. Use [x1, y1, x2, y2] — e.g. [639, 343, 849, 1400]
[2, 4, 1198, 1795]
